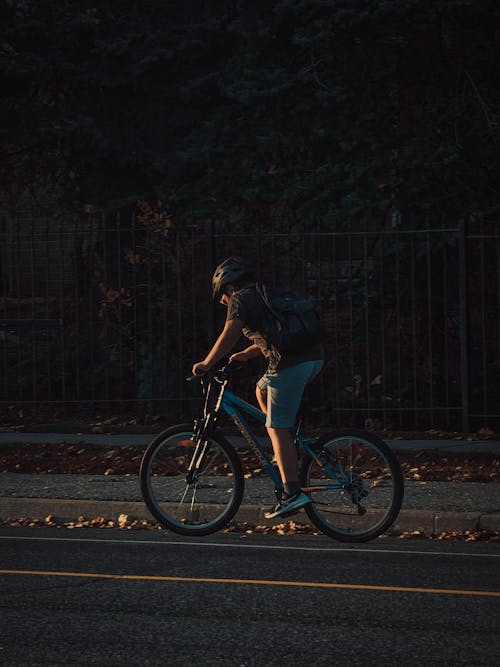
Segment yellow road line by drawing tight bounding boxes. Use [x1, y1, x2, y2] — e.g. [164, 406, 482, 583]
[1, 569, 499, 597]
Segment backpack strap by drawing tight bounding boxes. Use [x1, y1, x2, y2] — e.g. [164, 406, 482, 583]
[256, 282, 283, 327]
[256, 282, 283, 351]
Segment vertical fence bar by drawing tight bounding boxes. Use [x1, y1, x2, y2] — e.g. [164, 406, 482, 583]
[176, 231, 183, 400]
[206, 219, 216, 341]
[191, 226, 197, 373]
[1, 216, 8, 400]
[286, 224, 291, 285]
[332, 231, 340, 423]
[458, 217, 470, 432]
[30, 213, 36, 402]
[89, 213, 96, 402]
[116, 210, 123, 410]
[300, 229, 304, 294]
[256, 214, 262, 280]
[425, 219, 433, 425]
[14, 212, 22, 402]
[394, 224, 401, 425]
[410, 227, 418, 425]
[58, 214, 66, 403]
[347, 221, 354, 418]
[479, 218, 487, 426]
[131, 210, 138, 405]
[316, 223, 325, 406]
[103, 211, 109, 402]
[363, 220, 371, 415]
[442, 226, 450, 424]
[497, 230, 500, 413]
[73, 215, 80, 401]
[45, 215, 51, 401]
[271, 216, 276, 283]
[161, 220, 168, 405]
[147, 208, 153, 407]
[378, 231, 386, 425]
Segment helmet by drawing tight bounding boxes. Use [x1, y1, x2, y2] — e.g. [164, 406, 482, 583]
[211, 256, 255, 300]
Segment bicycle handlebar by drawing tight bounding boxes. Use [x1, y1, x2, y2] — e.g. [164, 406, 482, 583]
[186, 361, 240, 383]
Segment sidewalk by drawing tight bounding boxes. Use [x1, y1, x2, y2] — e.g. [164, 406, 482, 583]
[1, 432, 500, 534]
[2, 431, 500, 453]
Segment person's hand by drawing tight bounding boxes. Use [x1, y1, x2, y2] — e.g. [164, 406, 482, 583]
[229, 351, 248, 364]
[192, 361, 210, 376]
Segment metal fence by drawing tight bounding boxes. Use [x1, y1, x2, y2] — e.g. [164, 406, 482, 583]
[1, 208, 498, 431]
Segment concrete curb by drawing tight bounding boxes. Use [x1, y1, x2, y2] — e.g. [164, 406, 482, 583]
[1, 497, 499, 534]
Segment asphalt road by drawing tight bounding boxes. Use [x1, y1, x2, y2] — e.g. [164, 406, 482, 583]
[1, 528, 500, 666]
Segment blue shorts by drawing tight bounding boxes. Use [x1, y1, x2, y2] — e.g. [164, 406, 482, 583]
[257, 360, 324, 429]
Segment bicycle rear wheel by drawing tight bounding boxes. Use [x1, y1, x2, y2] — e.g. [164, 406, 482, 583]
[140, 424, 244, 536]
[300, 429, 404, 542]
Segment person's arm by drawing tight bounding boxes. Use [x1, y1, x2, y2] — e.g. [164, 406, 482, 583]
[229, 344, 262, 363]
[192, 318, 244, 375]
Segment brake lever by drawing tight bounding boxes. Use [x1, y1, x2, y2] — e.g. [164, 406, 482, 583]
[215, 361, 243, 382]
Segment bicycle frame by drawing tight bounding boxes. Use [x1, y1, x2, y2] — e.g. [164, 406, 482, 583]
[216, 383, 349, 494]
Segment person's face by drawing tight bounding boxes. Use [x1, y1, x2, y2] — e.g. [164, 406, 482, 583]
[219, 285, 235, 306]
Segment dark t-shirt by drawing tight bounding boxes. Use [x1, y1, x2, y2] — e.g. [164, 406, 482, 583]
[226, 284, 324, 371]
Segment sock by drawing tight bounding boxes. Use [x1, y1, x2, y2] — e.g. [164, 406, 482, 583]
[284, 481, 302, 497]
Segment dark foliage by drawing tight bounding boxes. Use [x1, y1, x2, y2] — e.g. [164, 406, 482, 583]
[1, 0, 499, 218]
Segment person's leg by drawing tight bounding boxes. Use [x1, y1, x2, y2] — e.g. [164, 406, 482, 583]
[255, 385, 267, 414]
[257, 384, 299, 491]
[260, 361, 324, 511]
[261, 366, 304, 496]
[267, 427, 301, 495]
[264, 419, 309, 518]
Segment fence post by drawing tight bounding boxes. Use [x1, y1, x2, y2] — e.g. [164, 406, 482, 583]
[206, 218, 216, 340]
[458, 216, 470, 432]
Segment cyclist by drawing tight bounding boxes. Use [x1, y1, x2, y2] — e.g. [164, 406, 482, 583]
[192, 256, 324, 518]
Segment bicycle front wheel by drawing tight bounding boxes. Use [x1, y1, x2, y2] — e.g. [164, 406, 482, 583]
[140, 424, 244, 536]
[301, 429, 404, 542]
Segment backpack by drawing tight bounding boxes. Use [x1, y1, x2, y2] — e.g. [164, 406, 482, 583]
[256, 283, 322, 355]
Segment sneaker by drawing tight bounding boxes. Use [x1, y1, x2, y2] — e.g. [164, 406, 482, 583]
[264, 491, 311, 519]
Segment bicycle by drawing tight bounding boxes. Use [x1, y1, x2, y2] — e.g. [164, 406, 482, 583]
[140, 363, 404, 541]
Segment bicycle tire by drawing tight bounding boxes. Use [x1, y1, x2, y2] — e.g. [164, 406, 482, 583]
[140, 424, 244, 536]
[300, 429, 404, 542]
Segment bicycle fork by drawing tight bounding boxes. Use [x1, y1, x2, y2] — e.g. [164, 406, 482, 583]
[185, 423, 211, 482]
